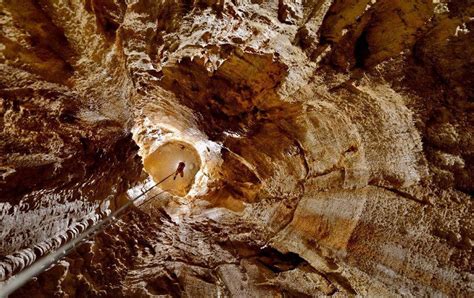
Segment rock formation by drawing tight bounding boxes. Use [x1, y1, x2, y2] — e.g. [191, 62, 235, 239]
[0, 0, 473, 296]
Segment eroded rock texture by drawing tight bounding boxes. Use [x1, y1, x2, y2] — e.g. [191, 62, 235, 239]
[1, 0, 473, 296]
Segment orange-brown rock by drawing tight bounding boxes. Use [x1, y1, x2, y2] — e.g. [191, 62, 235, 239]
[1, 0, 473, 297]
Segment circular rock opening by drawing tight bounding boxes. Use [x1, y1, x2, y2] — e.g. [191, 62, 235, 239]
[143, 141, 201, 197]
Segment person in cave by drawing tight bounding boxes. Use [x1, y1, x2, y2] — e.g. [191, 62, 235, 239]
[173, 161, 186, 180]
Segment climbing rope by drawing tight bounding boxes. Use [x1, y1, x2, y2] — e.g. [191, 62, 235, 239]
[0, 166, 181, 297]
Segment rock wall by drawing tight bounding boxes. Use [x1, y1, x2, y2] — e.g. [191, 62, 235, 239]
[0, 0, 142, 280]
[1, 0, 473, 296]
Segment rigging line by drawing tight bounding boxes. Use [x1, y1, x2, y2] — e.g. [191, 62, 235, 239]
[138, 189, 168, 209]
[0, 169, 178, 297]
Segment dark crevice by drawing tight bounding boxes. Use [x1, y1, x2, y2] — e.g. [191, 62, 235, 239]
[369, 183, 430, 205]
[256, 248, 306, 273]
[354, 30, 370, 68]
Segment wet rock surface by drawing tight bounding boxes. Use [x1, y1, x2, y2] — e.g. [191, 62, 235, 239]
[1, 0, 473, 296]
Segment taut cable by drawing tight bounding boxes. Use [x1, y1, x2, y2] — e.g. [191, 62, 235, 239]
[0, 168, 179, 297]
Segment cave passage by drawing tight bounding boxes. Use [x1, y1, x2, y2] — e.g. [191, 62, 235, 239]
[1, 0, 473, 296]
[143, 141, 201, 197]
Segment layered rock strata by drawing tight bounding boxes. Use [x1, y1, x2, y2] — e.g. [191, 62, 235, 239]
[1, 0, 473, 296]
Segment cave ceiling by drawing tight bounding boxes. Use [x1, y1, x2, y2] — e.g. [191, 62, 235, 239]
[0, 0, 473, 296]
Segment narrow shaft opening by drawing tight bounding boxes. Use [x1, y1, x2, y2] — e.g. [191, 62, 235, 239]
[143, 141, 201, 197]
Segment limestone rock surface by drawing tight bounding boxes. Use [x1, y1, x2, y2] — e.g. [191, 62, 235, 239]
[1, 0, 473, 297]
